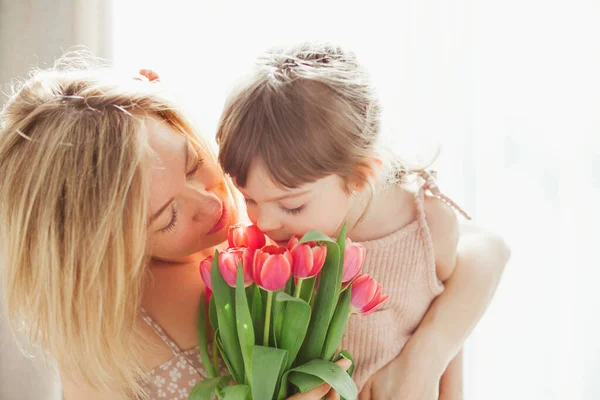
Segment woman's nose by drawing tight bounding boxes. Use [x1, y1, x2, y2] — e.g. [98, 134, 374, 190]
[184, 181, 221, 221]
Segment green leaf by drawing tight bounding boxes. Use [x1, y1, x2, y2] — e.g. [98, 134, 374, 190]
[251, 346, 288, 400]
[209, 295, 218, 331]
[287, 359, 357, 400]
[276, 292, 311, 370]
[235, 263, 254, 384]
[336, 222, 347, 292]
[250, 286, 264, 342]
[272, 290, 286, 348]
[334, 350, 355, 377]
[299, 230, 337, 244]
[321, 287, 352, 361]
[197, 295, 218, 378]
[188, 376, 230, 400]
[216, 334, 235, 379]
[336, 222, 347, 259]
[211, 250, 245, 383]
[298, 275, 316, 304]
[297, 239, 341, 364]
[285, 275, 294, 296]
[219, 384, 250, 400]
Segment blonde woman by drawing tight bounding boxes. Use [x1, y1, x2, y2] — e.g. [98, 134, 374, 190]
[0, 55, 508, 400]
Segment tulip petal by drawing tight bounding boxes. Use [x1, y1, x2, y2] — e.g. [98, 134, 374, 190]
[342, 243, 365, 283]
[350, 274, 377, 310]
[218, 252, 239, 287]
[247, 225, 267, 249]
[253, 250, 270, 287]
[287, 236, 300, 251]
[291, 244, 314, 278]
[362, 289, 389, 316]
[260, 254, 291, 291]
[310, 244, 327, 276]
[199, 256, 213, 291]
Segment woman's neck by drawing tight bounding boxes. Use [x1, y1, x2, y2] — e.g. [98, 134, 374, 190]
[149, 246, 220, 270]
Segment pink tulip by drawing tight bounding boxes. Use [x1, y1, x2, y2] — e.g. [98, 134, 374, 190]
[204, 287, 212, 304]
[342, 239, 365, 283]
[218, 248, 254, 287]
[199, 255, 214, 291]
[287, 236, 317, 251]
[287, 236, 327, 279]
[253, 245, 292, 291]
[228, 223, 266, 250]
[350, 274, 389, 315]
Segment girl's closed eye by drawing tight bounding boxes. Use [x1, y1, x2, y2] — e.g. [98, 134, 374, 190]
[280, 204, 305, 215]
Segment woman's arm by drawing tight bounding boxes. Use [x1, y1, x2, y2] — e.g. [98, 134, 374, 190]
[438, 350, 464, 400]
[396, 207, 510, 398]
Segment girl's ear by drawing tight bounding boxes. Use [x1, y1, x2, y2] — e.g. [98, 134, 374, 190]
[351, 157, 383, 192]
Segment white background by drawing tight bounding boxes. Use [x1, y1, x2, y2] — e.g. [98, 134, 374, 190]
[111, 1, 600, 399]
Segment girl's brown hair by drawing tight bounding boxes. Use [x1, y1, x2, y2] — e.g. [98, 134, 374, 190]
[216, 42, 382, 191]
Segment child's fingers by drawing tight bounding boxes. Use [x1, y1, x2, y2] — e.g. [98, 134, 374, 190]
[336, 357, 352, 370]
[285, 358, 353, 399]
[286, 383, 332, 399]
[325, 389, 341, 400]
[139, 69, 160, 81]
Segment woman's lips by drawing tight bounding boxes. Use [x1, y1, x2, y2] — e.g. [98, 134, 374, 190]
[207, 202, 229, 235]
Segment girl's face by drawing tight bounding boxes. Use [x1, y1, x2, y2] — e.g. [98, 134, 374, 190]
[146, 117, 236, 263]
[236, 158, 353, 245]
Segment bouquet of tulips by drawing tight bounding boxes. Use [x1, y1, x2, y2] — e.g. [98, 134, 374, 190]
[189, 223, 388, 400]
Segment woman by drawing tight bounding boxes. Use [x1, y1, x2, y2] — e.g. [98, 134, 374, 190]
[0, 55, 508, 399]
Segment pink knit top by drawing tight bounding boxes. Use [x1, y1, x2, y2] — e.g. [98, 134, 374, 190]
[341, 173, 469, 390]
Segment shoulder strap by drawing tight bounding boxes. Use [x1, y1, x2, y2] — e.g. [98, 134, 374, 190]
[139, 308, 184, 357]
[418, 170, 472, 220]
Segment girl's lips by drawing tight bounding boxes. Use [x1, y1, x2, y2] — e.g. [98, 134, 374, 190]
[208, 202, 229, 235]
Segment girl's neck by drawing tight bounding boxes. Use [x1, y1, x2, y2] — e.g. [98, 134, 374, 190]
[344, 185, 376, 241]
[344, 182, 414, 242]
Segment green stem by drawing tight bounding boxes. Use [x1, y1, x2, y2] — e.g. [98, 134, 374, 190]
[294, 279, 304, 298]
[212, 332, 219, 376]
[263, 291, 273, 346]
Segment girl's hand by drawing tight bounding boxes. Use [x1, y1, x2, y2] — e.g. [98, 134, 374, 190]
[134, 69, 160, 82]
[286, 358, 353, 400]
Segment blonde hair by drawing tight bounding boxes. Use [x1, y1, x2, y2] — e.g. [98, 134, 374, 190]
[0, 53, 205, 398]
[216, 42, 382, 192]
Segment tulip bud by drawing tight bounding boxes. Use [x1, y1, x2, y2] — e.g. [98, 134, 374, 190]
[253, 245, 292, 291]
[228, 223, 266, 250]
[218, 248, 254, 287]
[350, 274, 389, 315]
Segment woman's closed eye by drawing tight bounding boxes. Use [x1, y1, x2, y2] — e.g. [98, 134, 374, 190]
[186, 155, 204, 178]
[159, 204, 178, 233]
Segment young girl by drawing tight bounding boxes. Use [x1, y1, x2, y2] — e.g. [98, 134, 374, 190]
[215, 42, 510, 399]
